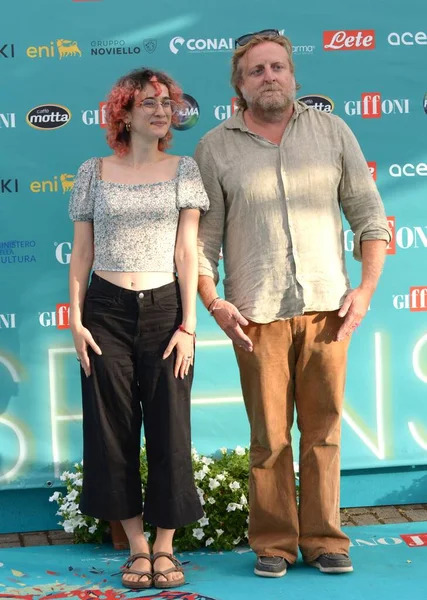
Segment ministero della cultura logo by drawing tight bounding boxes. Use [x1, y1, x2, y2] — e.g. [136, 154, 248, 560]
[169, 35, 233, 54]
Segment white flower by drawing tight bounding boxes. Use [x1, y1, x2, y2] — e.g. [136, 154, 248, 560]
[196, 487, 206, 506]
[49, 491, 61, 503]
[201, 456, 214, 466]
[229, 481, 240, 491]
[208, 478, 220, 490]
[66, 489, 78, 502]
[233, 537, 241, 545]
[226, 502, 243, 512]
[201, 464, 210, 474]
[216, 474, 226, 481]
[246, 516, 249, 524]
[198, 516, 209, 527]
[235, 445, 245, 456]
[205, 537, 214, 546]
[59, 471, 70, 481]
[220, 447, 227, 455]
[240, 494, 248, 506]
[207, 497, 216, 504]
[216, 529, 224, 537]
[74, 477, 83, 487]
[194, 469, 207, 481]
[67, 503, 80, 514]
[88, 524, 97, 534]
[191, 447, 199, 460]
[62, 519, 75, 533]
[192, 528, 205, 540]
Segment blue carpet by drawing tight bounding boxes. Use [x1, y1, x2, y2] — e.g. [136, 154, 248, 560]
[0, 522, 426, 600]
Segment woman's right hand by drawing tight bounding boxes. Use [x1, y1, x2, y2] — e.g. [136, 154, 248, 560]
[71, 324, 102, 377]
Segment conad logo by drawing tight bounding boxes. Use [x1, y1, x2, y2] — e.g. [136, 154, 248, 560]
[26, 104, 71, 130]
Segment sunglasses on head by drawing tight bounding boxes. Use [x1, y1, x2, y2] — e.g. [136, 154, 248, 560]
[234, 29, 280, 49]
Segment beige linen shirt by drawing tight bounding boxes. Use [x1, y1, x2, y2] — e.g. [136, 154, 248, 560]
[196, 101, 390, 323]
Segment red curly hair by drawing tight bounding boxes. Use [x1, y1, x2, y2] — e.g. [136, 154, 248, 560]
[105, 68, 183, 156]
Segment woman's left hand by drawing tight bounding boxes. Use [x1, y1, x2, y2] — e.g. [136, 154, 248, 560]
[163, 329, 195, 378]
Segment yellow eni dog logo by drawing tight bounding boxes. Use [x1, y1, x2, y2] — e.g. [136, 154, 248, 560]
[30, 174, 75, 193]
[26, 39, 83, 59]
[26, 105, 72, 130]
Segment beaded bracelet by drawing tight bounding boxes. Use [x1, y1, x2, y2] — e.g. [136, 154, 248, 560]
[179, 324, 196, 337]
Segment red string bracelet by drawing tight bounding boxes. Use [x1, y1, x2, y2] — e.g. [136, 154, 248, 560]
[179, 324, 196, 337]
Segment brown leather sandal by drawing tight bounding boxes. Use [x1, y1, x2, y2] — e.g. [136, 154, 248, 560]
[152, 551, 185, 589]
[120, 552, 153, 590]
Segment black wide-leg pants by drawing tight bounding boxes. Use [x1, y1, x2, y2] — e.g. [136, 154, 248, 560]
[79, 273, 203, 529]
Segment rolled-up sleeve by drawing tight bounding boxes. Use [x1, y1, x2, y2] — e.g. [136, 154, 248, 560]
[194, 138, 225, 284]
[337, 119, 391, 261]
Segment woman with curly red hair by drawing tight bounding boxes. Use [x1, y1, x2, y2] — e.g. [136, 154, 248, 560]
[68, 68, 209, 590]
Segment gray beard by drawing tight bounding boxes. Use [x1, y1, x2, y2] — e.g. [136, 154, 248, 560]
[245, 87, 296, 123]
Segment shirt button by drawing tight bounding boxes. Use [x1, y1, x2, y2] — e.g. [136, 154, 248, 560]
[138, 292, 144, 299]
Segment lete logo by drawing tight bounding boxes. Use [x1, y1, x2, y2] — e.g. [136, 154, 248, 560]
[323, 30, 375, 50]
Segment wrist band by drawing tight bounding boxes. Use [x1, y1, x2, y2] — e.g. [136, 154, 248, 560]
[208, 297, 221, 314]
[179, 324, 196, 337]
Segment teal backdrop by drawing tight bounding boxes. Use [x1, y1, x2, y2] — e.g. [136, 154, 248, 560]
[0, 0, 426, 509]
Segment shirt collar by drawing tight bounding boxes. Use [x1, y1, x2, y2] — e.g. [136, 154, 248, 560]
[224, 99, 310, 131]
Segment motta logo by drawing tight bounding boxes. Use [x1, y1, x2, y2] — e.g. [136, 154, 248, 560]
[388, 31, 427, 46]
[323, 30, 375, 51]
[27, 105, 72, 130]
[389, 162, 427, 178]
[344, 93, 410, 118]
[169, 36, 233, 54]
[27, 39, 82, 59]
[393, 288, 427, 311]
[344, 217, 427, 255]
[0, 313, 16, 329]
[172, 94, 200, 131]
[0, 112, 16, 128]
[30, 174, 74, 193]
[55, 241, 72, 265]
[214, 97, 239, 121]
[39, 304, 70, 329]
[0, 43, 15, 58]
[298, 94, 334, 112]
[367, 161, 377, 180]
[81, 102, 107, 127]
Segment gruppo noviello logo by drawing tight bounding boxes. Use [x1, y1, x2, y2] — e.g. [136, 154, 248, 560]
[26, 105, 72, 130]
[172, 94, 200, 130]
[298, 94, 334, 112]
[26, 39, 82, 59]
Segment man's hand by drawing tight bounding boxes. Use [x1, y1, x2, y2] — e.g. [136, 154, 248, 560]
[337, 287, 372, 341]
[212, 299, 253, 352]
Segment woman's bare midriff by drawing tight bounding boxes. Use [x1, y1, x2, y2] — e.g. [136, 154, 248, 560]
[95, 270, 176, 291]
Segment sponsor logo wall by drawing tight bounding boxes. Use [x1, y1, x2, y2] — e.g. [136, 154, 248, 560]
[1, 0, 426, 492]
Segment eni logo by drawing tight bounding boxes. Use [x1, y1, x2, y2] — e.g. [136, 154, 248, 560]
[26, 105, 72, 130]
[30, 174, 75, 193]
[26, 39, 83, 59]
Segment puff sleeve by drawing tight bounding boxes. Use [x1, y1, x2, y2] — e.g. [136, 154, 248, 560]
[176, 156, 210, 214]
[68, 158, 97, 222]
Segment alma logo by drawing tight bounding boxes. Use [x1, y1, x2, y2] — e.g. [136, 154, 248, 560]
[367, 161, 377, 180]
[323, 30, 375, 51]
[27, 39, 82, 59]
[27, 105, 71, 130]
[30, 174, 74, 193]
[39, 304, 70, 329]
[172, 94, 200, 131]
[81, 102, 107, 127]
[298, 94, 334, 112]
[344, 93, 410, 118]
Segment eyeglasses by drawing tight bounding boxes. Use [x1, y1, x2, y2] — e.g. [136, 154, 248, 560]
[234, 29, 280, 49]
[138, 98, 179, 115]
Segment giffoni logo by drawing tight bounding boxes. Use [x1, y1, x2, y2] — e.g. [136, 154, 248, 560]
[26, 39, 83, 59]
